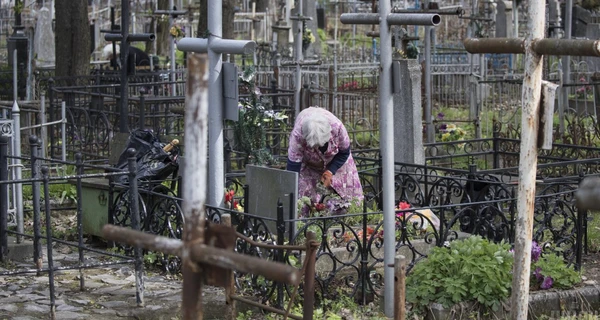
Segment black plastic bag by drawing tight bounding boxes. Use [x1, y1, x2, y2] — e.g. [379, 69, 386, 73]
[115, 129, 179, 184]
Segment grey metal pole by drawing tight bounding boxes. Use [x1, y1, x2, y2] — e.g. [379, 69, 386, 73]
[61, 101, 66, 162]
[294, 0, 304, 116]
[12, 49, 23, 243]
[560, 0, 572, 136]
[207, 0, 224, 206]
[169, 0, 177, 96]
[40, 94, 47, 159]
[119, 0, 130, 133]
[510, 0, 545, 317]
[425, 26, 434, 143]
[378, 0, 395, 317]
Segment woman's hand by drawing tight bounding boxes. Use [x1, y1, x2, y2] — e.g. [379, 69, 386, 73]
[321, 170, 333, 188]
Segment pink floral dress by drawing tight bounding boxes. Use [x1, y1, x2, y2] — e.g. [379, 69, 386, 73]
[288, 107, 364, 206]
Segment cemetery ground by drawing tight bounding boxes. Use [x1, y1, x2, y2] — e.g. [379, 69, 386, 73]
[2, 194, 600, 319]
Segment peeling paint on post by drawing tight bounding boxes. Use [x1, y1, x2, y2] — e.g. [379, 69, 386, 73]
[182, 53, 209, 320]
[510, 0, 545, 317]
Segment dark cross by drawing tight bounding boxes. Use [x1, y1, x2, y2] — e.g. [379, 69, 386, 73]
[340, 7, 441, 317]
[462, 1, 600, 317]
[104, 1, 155, 133]
[154, 0, 188, 96]
[102, 54, 302, 320]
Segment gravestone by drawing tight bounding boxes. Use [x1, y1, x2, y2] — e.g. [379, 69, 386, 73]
[246, 165, 298, 237]
[34, 6, 55, 68]
[495, 0, 513, 38]
[392, 59, 425, 165]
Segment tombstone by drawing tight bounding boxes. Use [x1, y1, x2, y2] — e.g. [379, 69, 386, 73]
[495, 0, 513, 38]
[392, 59, 425, 165]
[562, 5, 590, 38]
[33, 6, 55, 68]
[246, 165, 298, 237]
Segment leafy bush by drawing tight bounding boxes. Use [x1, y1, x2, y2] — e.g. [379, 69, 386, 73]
[406, 236, 513, 312]
[531, 252, 581, 290]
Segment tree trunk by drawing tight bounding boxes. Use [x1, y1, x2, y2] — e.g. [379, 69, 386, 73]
[157, 0, 170, 56]
[197, 0, 208, 38]
[54, 0, 90, 80]
[223, 0, 235, 40]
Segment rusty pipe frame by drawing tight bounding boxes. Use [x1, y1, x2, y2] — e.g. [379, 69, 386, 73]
[340, 13, 441, 26]
[102, 224, 301, 286]
[464, 38, 600, 57]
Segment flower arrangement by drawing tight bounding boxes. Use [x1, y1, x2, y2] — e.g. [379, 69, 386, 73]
[302, 26, 315, 50]
[435, 112, 467, 142]
[224, 189, 243, 212]
[527, 241, 581, 290]
[170, 24, 185, 38]
[230, 66, 288, 165]
[575, 76, 593, 100]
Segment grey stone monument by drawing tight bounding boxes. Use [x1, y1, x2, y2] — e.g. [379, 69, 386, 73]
[34, 6, 55, 68]
[246, 165, 298, 237]
[392, 59, 425, 165]
[495, 0, 513, 38]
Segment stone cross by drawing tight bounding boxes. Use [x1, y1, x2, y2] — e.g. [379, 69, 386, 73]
[463, 3, 600, 317]
[175, 0, 256, 207]
[340, 8, 441, 317]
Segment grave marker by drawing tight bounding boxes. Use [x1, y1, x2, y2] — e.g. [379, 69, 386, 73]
[340, 8, 441, 317]
[463, 0, 600, 316]
[176, 1, 256, 207]
[246, 165, 298, 236]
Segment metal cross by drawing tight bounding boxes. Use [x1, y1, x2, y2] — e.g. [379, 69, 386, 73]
[175, 0, 256, 207]
[462, 1, 600, 318]
[340, 7, 441, 317]
[104, 1, 156, 133]
[103, 54, 299, 320]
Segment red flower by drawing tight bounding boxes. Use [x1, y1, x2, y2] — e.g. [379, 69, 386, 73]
[397, 201, 411, 210]
[315, 203, 326, 211]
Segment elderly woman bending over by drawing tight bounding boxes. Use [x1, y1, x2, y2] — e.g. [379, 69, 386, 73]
[286, 107, 363, 215]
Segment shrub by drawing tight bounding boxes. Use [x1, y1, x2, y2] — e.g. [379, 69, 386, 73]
[406, 236, 513, 312]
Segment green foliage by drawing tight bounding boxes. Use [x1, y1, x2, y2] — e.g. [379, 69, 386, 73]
[228, 66, 288, 166]
[532, 253, 581, 290]
[406, 236, 513, 312]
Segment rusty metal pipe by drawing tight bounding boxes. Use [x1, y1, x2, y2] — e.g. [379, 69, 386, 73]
[463, 38, 525, 54]
[190, 245, 301, 286]
[102, 225, 183, 256]
[533, 39, 600, 57]
[102, 224, 302, 286]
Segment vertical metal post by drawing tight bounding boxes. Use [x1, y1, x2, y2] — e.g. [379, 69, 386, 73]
[510, 0, 545, 317]
[127, 148, 144, 306]
[222, 213, 236, 319]
[276, 199, 285, 309]
[378, 0, 396, 316]
[576, 208, 584, 271]
[0, 136, 8, 262]
[75, 153, 85, 290]
[42, 166, 56, 319]
[48, 79, 55, 159]
[40, 94, 47, 159]
[12, 101, 23, 243]
[29, 136, 43, 270]
[182, 53, 209, 320]
[303, 231, 317, 320]
[207, 1, 225, 206]
[424, 25, 434, 143]
[61, 101, 66, 161]
[394, 255, 407, 320]
[169, 0, 177, 97]
[294, 0, 304, 117]
[139, 93, 145, 130]
[13, 49, 17, 101]
[119, 0, 131, 133]
[560, 0, 572, 136]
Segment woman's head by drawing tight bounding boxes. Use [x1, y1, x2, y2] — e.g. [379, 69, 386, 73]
[302, 114, 331, 148]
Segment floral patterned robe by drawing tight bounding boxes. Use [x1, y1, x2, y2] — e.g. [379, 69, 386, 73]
[287, 107, 364, 206]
